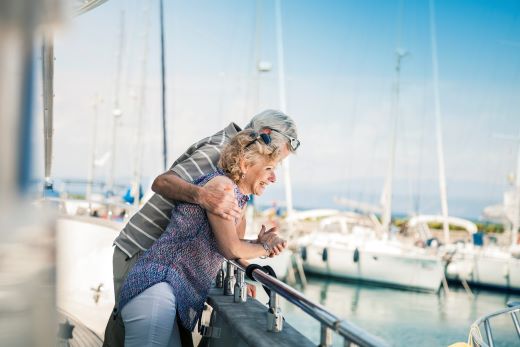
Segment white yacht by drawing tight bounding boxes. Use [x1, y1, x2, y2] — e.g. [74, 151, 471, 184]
[408, 214, 520, 291]
[297, 212, 444, 292]
[444, 244, 520, 290]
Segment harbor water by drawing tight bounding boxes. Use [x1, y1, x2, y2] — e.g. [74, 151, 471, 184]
[277, 277, 520, 347]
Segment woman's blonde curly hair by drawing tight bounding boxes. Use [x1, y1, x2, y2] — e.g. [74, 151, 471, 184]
[219, 129, 284, 183]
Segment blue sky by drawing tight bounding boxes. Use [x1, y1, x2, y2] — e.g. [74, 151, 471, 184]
[36, 0, 520, 218]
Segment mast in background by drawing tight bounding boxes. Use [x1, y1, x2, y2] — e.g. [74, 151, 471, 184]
[132, 5, 152, 209]
[494, 131, 520, 245]
[274, 0, 295, 227]
[159, 0, 168, 170]
[42, 31, 55, 193]
[86, 94, 102, 205]
[381, 49, 408, 233]
[429, 0, 450, 243]
[106, 10, 125, 197]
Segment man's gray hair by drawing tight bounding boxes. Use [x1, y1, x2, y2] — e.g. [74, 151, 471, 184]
[244, 109, 298, 141]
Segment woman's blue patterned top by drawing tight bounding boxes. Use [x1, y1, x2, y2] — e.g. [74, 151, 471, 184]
[118, 169, 249, 331]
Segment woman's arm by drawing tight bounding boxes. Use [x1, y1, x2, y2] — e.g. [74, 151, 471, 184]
[237, 210, 247, 239]
[208, 211, 269, 259]
[206, 177, 286, 259]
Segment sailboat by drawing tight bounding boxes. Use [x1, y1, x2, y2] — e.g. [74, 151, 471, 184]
[296, 44, 445, 292]
[296, 0, 460, 293]
[297, 212, 444, 292]
[439, 143, 520, 291]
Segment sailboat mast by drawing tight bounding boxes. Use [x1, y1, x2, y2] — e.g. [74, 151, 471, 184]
[429, 0, 450, 243]
[86, 94, 101, 205]
[132, 6, 152, 209]
[42, 32, 54, 191]
[512, 133, 520, 245]
[382, 51, 407, 233]
[106, 11, 125, 197]
[159, 0, 168, 170]
[274, 0, 294, 224]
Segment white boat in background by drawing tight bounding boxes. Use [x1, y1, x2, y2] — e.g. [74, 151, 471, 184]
[444, 244, 520, 291]
[407, 214, 520, 291]
[56, 216, 122, 338]
[458, 130, 520, 291]
[297, 213, 444, 292]
[56, 215, 120, 337]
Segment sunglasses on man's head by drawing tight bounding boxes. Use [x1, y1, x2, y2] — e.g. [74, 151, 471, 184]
[269, 128, 300, 151]
[245, 128, 301, 151]
[245, 132, 272, 149]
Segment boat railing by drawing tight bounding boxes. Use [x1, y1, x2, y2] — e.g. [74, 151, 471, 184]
[468, 301, 520, 347]
[222, 259, 390, 347]
[43, 196, 135, 221]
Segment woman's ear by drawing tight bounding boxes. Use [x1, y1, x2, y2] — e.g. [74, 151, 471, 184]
[238, 159, 248, 176]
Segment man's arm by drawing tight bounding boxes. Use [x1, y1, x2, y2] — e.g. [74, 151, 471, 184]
[206, 177, 287, 259]
[152, 170, 241, 220]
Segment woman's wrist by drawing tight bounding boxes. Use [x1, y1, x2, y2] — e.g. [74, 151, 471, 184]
[261, 241, 271, 255]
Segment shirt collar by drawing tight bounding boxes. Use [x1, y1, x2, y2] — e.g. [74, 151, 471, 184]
[225, 122, 242, 137]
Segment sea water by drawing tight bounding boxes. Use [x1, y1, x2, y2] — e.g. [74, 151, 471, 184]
[278, 277, 520, 346]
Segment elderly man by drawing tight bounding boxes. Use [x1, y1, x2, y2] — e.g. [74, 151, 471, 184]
[103, 109, 300, 347]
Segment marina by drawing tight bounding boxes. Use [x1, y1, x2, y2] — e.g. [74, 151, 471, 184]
[280, 277, 520, 346]
[2, 0, 520, 347]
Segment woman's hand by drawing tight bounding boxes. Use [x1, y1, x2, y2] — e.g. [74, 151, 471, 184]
[267, 236, 287, 257]
[256, 224, 287, 257]
[256, 224, 277, 244]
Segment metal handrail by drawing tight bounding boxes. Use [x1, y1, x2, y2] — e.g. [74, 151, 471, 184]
[469, 302, 520, 347]
[229, 259, 390, 347]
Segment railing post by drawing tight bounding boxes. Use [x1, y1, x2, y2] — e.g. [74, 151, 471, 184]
[267, 291, 283, 332]
[215, 262, 224, 288]
[511, 311, 520, 339]
[507, 301, 520, 340]
[484, 319, 494, 347]
[224, 261, 235, 296]
[319, 324, 333, 347]
[234, 268, 247, 303]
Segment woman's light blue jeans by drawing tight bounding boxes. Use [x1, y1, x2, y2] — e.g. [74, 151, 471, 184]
[121, 282, 182, 347]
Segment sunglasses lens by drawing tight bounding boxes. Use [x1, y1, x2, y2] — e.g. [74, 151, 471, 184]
[260, 133, 271, 145]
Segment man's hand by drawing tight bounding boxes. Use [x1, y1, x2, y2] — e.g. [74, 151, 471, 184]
[198, 181, 241, 221]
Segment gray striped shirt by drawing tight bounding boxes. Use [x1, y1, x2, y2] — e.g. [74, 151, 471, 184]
[114, 123, 241, 258]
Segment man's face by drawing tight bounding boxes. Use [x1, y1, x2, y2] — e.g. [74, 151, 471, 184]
[279, 143, 290, 162]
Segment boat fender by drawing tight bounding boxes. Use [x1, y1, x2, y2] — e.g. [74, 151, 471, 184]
[353, 248, 360, 263]
[245, 263, 264, 281]
[300, 246, 307, 261]
[322, 247, 328, 262]
[245, 264, 278, 306]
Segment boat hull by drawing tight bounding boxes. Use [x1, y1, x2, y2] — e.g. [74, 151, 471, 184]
[56, 216, 120, 337]
[302, 241, 443, 292]
[445, 249, 520, 291]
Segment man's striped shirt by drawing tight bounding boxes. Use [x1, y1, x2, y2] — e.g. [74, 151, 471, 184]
[114, 123, 241, 258]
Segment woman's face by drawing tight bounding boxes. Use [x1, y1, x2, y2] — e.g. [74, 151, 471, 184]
[241, 157, 279, 196]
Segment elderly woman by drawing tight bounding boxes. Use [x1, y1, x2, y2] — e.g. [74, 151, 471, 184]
[117, 129, 289, 347]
